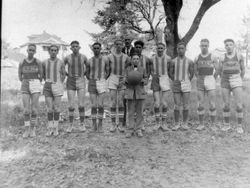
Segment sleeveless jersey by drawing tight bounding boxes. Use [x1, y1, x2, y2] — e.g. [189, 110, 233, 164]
[196, 54, 214, 76]
[43, 58, 65, 83]
[88, 56, 108, 80]
[64, 54, 87, 78]
[19, 58, 41, 80]
[221, 53, 241, 75]
[173, 57, 191, 81]
[108, 53, 130, 76]
[151, 54, 171, 76]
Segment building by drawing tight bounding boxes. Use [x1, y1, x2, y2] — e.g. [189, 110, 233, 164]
[20, 31, 70, 60]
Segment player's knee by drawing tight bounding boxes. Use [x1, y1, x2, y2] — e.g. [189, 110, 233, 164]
[236, 106, 243, 113]
[24, 108, 30, 114]
[197, 105, 204, 111]
[183, 104, 189, 110]
[223, 105, 230, 112]
[174, 105, 181, 111]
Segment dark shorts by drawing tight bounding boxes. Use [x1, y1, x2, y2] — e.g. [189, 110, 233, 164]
[172, 80, 191, 93]
[66, 77, 85, 91]
[221, 74, 242, 91]
[151, 75, 170, 92]
[88, 79, 107, 94]
[88, 79, 97, 94]
[21, 79, 41, 95]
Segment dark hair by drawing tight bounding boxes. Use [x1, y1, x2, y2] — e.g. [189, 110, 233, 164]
[49, 44, 59, 51]
[177, 41, 186, 47]
[70, 40, 80, 46]
[200, 38, 209, 43]
[224, 38, 235, 44]
[156, 42, 166, 47]
[92, 42, 101, 47]
[114, 38, 123, 44]
[131, 52, 140, 58]
[27, 43, 36, 49]
[134, 40, 144, 48]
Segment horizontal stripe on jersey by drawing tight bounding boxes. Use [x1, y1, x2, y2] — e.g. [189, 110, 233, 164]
[88, 56, 107, 80]
[19, 59, 41, 80]
[43, 58, 64, 83]
[173, 57, 190, 81]
[222, 54, 240, 75]
[64, 54, 87, 78]
[108, 53, 129, 76]
[152, 55, 170, 76]
[196, 54, 214, 75]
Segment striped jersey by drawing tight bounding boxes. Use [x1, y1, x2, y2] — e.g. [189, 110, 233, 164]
[172, 57, 193, 81]
[194, 53, 217, 76]
[18, 58, 43, 81]
[220, 52, 243, 75]
[64, 53, 88, 78]
[108, 53, 130, 76]
[151, 54, 171, 76]
[87, 56, 109, 80]
[43, 58, 66, 83]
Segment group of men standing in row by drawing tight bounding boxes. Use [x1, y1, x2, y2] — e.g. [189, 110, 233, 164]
[18, 36, 245, 138]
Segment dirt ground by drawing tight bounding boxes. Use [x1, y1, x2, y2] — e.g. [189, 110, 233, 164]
[1, 117, 250, 188]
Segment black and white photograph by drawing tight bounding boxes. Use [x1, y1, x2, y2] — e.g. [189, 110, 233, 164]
[1, 0, 250, 187]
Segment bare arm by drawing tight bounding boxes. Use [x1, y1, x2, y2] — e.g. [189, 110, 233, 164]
[188, 60, 194, 81]
[18, 62, 23, 82]
[193, 56, 198, 78]
[239, 54, 245, 79]
[60, 61, 66, 82]
[213, 55, 220, 79]
[85, 59, 90, 80]
[168, 60, 175, 81]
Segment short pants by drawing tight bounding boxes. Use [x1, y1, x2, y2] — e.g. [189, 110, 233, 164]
[66, 77, 85, 91]
[107, 74, 125, 90]
[172, 80, 191, 93]
[151, 74, 171, 92]
[43, 82, 64, 97]
[197, 75, 216, 91]
[221, 74, 242, 90]
[21, 79, 42, 94]
[88, 79, 107, 94]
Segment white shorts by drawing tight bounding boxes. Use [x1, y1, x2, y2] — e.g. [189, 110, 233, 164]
[96, 79, 107, 94]
[108, 74, 125, 90]
[159, 75, 171, 91]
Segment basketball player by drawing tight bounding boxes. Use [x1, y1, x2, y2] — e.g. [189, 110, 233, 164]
[107, 39, 130, 133]
[218, 39, 245, 133]
[18, 44, 43, 138]
[169, 42, 194, 131]
[86, 42, 109, 132]
[150, 42, 172, 131]
[43, 45, 66, 137]
[194, 39, 219, 131]
[64, 41, 88, 133]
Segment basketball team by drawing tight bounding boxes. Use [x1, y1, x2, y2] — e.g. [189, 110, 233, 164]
[18, 36, 245, 138]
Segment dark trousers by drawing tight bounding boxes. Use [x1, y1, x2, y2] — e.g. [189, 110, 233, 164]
[127, 99, 144, 131]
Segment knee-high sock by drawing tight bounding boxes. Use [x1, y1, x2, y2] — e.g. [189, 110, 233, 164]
[118, 106, 124, 124]
[30, 113, 37, 127]
[236, 107, 243, 125]
[154, 107, 160, 123]
[209, 108, 216, 123]
[223, 107, 230, 124]
[174, 110, 180, 123]
[79, 107, 85, 123]
[98, 107, 104, 121]
[91, 107, 97, 125]
[162, 107, 168, 123]
[24, 113, 30, 127]
[110, 107, 116, 124]
[183, 109, 189, 123]
[68, 108, 75, 124]
[197, 106, 205, 123]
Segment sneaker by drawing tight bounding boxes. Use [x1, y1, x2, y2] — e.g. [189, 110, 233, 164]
[29, 126, 36, 137]
[125, 131, 133, 138]
[22, 127, 30, 138]
[79, 123, 86, 132]
[66, 124, 73, 133]
[236, 125, 244, 134]
[172, 123, 181, 131]
[181, 123, 190, 130]
[53, 122, 59, 137]
[196, 124, 205, 131]
[159, 124, 170, 132]
[46, 128, 53, 137]
[136, 130, 143, 138]
[118, 125, 125, 133]
[221, 123, 231, 131]
[109, 124, 117, 133]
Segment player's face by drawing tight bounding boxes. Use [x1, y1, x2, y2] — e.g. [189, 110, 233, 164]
[225, 41, 235, 54]
[131, 55, 140, 66]
[114, 40, 123, 52]
[124, 38, 131, 47]
[135, 44, 143, 55]
[177, 45, 186, 56]
[27, 46, 36, 57]
[200, 41, 209, 54]
[157, 44, 165, 54]
[49, 46, 58, 58]
[71, 43, 80, 54]
[92, 44, 101, 56]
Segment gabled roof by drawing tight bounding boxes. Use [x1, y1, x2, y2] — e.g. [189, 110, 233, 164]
[21, 31, 69, 47]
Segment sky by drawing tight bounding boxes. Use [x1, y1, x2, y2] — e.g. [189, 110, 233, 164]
[2, 0, 250, 58]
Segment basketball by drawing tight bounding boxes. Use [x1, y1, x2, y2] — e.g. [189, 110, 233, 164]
[127, 70, 143, 85]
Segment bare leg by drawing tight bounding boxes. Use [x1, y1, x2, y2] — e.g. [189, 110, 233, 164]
[22, 94, 31, 138]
